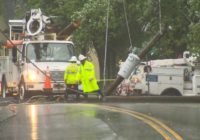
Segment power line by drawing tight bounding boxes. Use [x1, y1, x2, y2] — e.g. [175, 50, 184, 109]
[122, 0, 133, 49]
[159, 0, 162, 34]
[103, 0, 110, 90]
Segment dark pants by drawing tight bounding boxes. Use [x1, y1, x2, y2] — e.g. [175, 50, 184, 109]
[83, 89, 103, 98]
[65, 84, 78, 96]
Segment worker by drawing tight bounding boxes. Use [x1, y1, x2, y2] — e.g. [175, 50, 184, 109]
[78, 54, 103, 100]
[64, 56, 80, 100]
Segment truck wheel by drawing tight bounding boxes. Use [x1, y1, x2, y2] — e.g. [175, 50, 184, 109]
[19, 81, 27, 101]
[1, 76, 7, 98]
[161, 88, 181, 96]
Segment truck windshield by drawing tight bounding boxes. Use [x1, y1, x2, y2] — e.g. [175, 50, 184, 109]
[26, 43, 74, 62]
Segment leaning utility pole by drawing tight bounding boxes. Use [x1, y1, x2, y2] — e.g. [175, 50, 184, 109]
[105, 28, 166, 96]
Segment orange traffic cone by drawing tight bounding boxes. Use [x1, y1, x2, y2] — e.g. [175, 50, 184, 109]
[44, 74, 51, 89]
[43, 67, 52, 92]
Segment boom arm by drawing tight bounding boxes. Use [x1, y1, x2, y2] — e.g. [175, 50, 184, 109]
[56, 21, 81, 40]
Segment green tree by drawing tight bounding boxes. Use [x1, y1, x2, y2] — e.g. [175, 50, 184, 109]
[15, 0, 200, 78]
[187, 0, 200, 58]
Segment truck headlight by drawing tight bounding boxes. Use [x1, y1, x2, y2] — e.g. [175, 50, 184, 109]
[27, 71, 39, 82]
[28, 73, 37, 81]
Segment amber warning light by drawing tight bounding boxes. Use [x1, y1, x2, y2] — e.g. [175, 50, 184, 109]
[4, 40, 23, 48]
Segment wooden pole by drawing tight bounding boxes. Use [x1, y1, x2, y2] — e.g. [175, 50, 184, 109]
[105, 29, 166, 96]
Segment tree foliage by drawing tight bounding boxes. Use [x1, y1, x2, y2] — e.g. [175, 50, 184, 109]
[12, 0, 200, 77]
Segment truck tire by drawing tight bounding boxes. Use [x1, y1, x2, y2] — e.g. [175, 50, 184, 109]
[1, 76, 7, 98]
[18, 79, 27, 101]
[161, 88, 181, 96]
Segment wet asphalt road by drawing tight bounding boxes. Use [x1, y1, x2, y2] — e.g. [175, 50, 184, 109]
[0, 96, 200, 140]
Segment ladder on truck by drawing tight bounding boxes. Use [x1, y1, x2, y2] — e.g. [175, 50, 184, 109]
[9, 19, 26, 40]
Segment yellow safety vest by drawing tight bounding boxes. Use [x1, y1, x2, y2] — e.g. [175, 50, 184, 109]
[64, 63, 79, 84]
[79, 60, 99, 93]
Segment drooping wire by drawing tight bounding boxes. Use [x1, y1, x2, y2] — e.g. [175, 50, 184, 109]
[158, 0, 162, 34]
[103, 0, 110, 90]
[122, 0, 133, 50]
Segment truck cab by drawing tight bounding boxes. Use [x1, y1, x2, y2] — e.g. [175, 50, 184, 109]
[18, 40, 74, 100]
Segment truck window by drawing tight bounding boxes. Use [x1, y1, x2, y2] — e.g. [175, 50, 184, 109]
[132, 67, 140, 75]
[26, 43, 74, 62]
[184, 68, 190, 81]
[146, 75, 158, 82]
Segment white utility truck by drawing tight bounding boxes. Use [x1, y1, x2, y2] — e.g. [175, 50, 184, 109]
[132, 51, 200, 96]
[0, 9, 78, 100]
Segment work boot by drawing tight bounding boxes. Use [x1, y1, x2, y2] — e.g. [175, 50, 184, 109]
[76, 93, 80, 100]
[98, 93, 105, 101]
[97, 90, 104, 101]
[84, 94, 88, 99]
[64, 93, 68, 102]
[98, 95, 102, 101]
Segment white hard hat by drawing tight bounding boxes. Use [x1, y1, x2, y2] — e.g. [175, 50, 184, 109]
[78, 54, 87, 61]
[69, 56, 77, 62]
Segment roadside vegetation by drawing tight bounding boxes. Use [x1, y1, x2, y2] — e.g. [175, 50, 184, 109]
[2, 0, 200, 78]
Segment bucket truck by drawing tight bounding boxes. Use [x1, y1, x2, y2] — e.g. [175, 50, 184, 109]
[132, 51, 200, 96]
[0, 9, 80, 101]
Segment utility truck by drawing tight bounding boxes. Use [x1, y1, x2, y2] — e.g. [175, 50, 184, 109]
[132, 51, 200, 96]
[0, 9, 79, 100]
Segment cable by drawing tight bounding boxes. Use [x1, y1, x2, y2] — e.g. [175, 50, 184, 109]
[158, 0, 162, 34]
[103, 0, 110, 90]
[122, 0, 133, 49]
[27, 8, 43, 36]
[27, 17, 43, 36]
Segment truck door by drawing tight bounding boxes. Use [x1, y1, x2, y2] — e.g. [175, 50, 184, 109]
[146, 74, 159, 95]
[193, 75, 200, 95]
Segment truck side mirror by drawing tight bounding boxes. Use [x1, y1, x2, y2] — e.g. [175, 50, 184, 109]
[144, 66, 152, 73]
[12, 47, 17, 63]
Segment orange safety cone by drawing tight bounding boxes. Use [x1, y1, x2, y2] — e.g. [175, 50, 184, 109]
[43, 67, 52, 93]
[44, 74, 51, 89]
